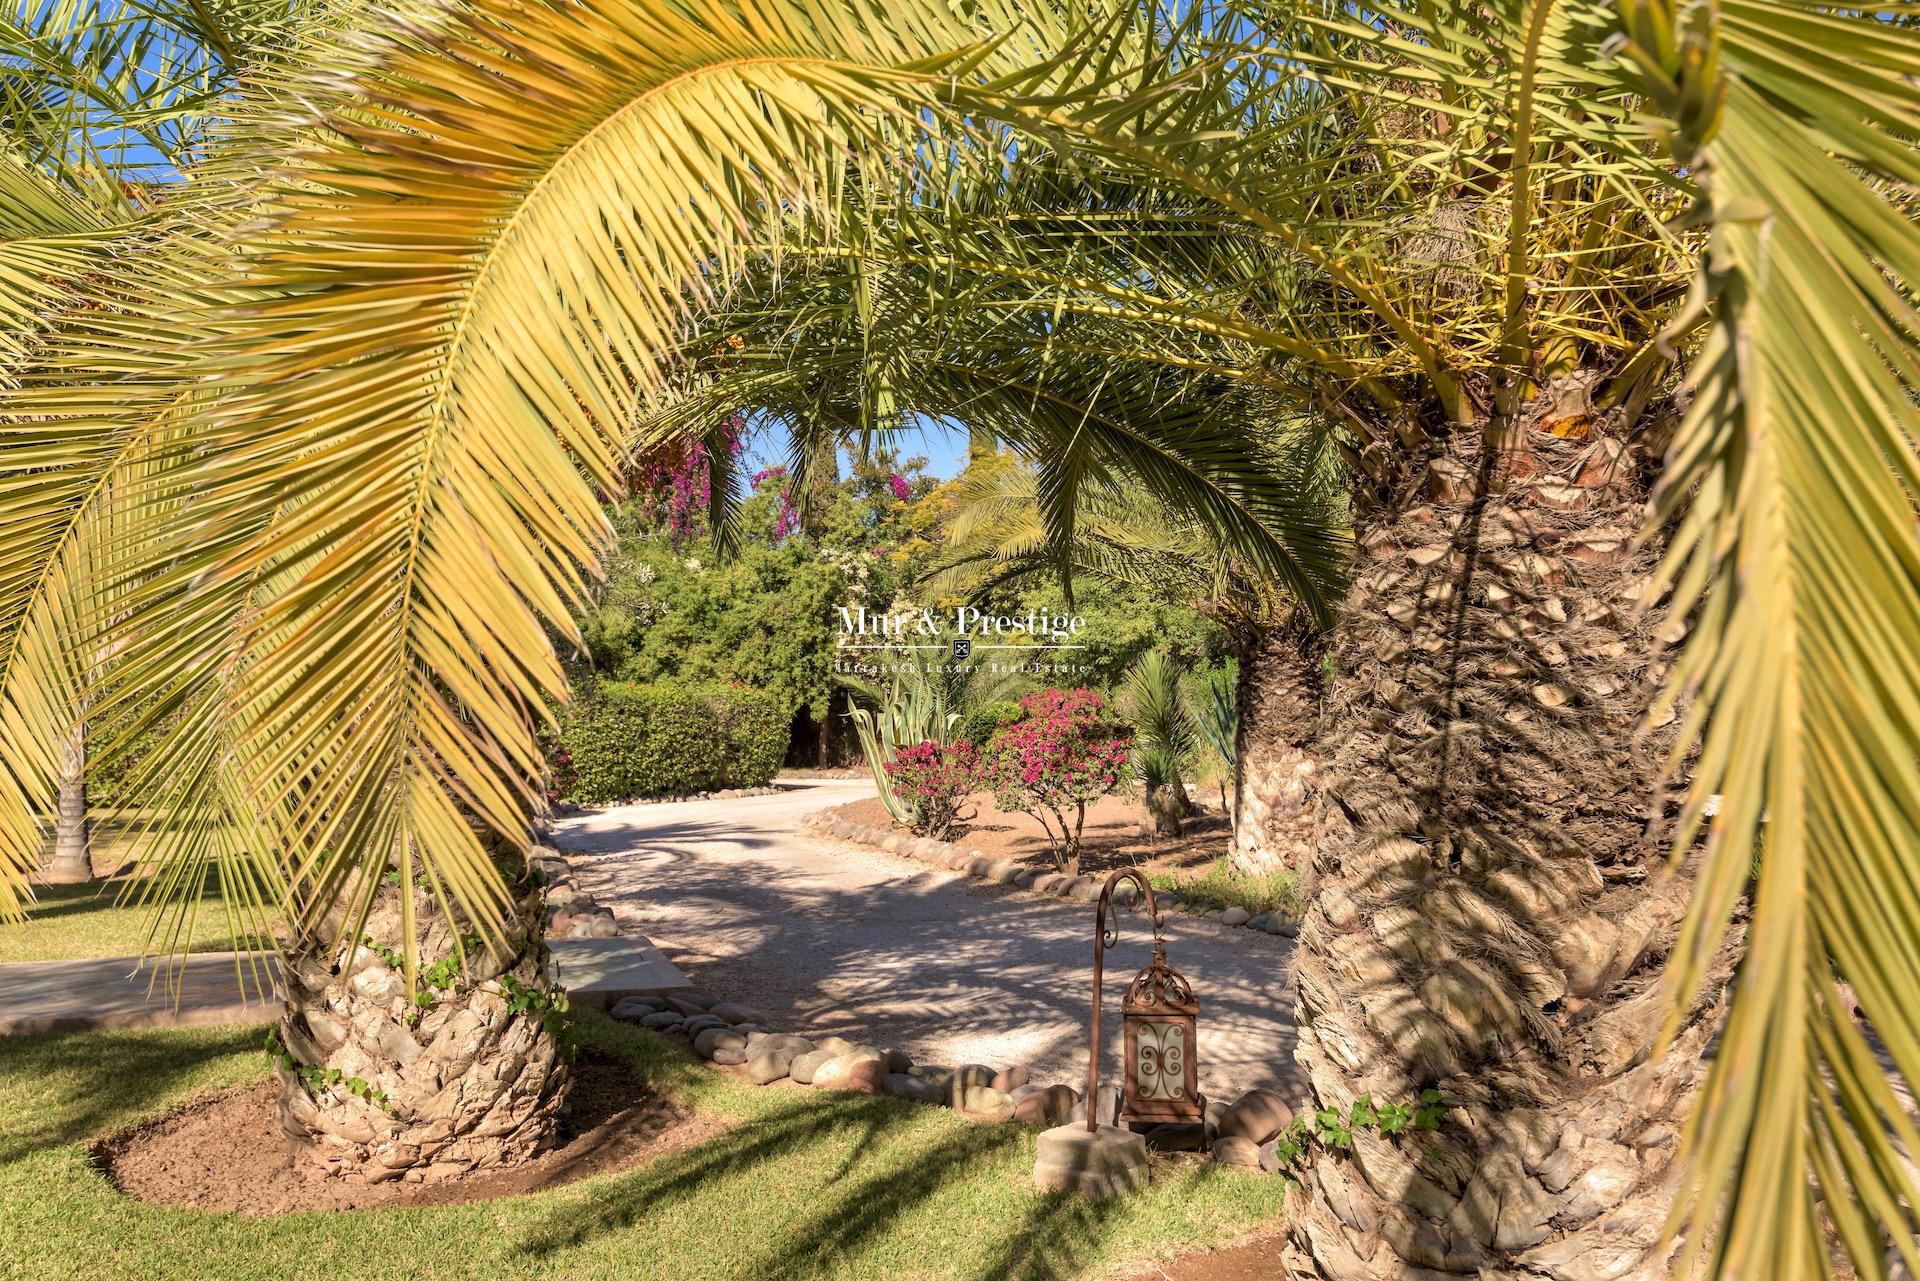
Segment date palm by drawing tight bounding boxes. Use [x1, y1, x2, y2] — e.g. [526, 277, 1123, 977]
[0, 0, 1205, 1180]
[918, 3, 1920, 1276]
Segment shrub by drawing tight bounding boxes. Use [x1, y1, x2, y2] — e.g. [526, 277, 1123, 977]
[961, 699, 1022, 749]
[707, 682, 789, 787]
[884, 741, 982, 839]
[981, 688, 1132, 875]
[558, 681, 788, 803]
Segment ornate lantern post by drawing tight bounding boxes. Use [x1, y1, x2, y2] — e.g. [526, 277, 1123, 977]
[1086, 868, 1202, 1130]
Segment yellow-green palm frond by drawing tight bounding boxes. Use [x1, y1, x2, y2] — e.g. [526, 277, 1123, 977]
[137, 0, 1136, 977]
[930, 429, 1343, 633]
[0, 217, 254, 928]
[0, 145, 144, 375]
[1618, 3, 1920, 1276]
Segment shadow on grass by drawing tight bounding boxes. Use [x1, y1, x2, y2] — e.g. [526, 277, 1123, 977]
[517, 1044, 1164, 1281]
[17, 871, 230, 922]
[0, 1023, 263, 1163]
[514, 1089, 1134, 1280]
[543, 1019, 1264, 1281]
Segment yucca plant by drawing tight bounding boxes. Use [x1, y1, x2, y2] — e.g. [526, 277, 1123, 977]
[1120, 648, 1198, 835]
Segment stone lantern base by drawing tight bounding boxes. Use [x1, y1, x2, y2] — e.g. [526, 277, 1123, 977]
[1032, 1124, 1149, 1198]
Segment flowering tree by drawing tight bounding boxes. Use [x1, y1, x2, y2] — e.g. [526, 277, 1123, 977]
[632, 415, 745, 548]
[982, 689, 1132, 875]
[750, 465, 801, 544]
[883, 740, 981, 840]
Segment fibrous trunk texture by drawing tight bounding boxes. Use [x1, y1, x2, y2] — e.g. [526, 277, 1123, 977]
[40, 722, 91, 883]
[1145, 782, 1186, 837]
[275, 873, 571, 1183]
[1286, 429, 1735, 1280]
[1230, 622, 1322, 878]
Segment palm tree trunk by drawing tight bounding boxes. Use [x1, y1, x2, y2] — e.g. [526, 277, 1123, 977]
[275, 867, 572, 1184]
[1285, 428, 1736, 1278]
[39, 722, 92, 883]
[1228, 621, 1322, 877]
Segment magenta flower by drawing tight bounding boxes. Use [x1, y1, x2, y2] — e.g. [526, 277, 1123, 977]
[978, 689, 1134, 875]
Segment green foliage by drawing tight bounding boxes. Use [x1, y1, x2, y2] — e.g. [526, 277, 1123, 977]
[579, 449, 943, 734]
[1150, 857, 1303, 919]
[846, 672, 963, 824]
[1192, 664, 1237, 782]
[1122, 650, 1199, 805]
[502, 973, 576, 1056]
[1267, 1090, 1445, 1170]
[0, 1015, 1290, 1280]
[1010, 576, 1231, 693]
[960, 700, 1022, 748]
[560, 682, 788, 803]
[585, 536, 843, 725]
[710, 683, 791, 787]
[263, 1028, 389, 1110]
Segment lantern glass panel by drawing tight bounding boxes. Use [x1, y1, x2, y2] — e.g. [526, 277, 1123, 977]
[1132, 1018, 1189, 1102]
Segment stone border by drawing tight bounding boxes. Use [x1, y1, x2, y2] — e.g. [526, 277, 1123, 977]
[529, 846, 622, 939]
[800, 809, 1300, 939]
[607, 991, 1304, 1176]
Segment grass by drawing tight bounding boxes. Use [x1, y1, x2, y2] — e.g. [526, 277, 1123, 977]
[1150, 857, 1304, 919]
[0, 875, 264, 964]
[0, 1011, 1289, 1281]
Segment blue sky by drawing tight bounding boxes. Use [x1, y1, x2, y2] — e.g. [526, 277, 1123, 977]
[738, 414, 974, 483]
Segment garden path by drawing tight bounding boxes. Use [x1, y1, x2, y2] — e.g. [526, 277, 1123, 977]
[553, 780, 1304, 1102]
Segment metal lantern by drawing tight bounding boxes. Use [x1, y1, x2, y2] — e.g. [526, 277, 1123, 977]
[1086, 868, 1203, 1130]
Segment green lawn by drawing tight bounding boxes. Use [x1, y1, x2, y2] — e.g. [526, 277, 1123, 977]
[0, 876, 256, 963]
[1150, 857, 1304, 920]
[0, 1012, 1288, 1281]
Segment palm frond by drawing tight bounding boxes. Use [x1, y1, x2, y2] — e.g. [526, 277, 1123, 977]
[1619, 2, 1920, 1273]
[101, 0, 1131, 977]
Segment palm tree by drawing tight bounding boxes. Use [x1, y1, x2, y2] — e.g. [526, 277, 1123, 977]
[1120, 648, 1200, 835]
[1, 0, 1335, 1184]
[916, 3, 1920, 1275]
[637, 219, 1350, 862]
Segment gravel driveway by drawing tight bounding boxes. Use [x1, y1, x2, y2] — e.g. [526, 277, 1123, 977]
[552, 779, 1303, 1101]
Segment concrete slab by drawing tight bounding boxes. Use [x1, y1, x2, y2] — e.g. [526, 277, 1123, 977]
[1033, 1123, 1150, 1198]
[547, 936, 692, 1010]
[0, 951, 280, 1035]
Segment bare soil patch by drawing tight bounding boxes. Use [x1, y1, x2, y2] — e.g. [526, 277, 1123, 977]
[93, 1049, 723, 1215]
[829, 791, 1231, 877]
[1112, 1227, 1291, 1281]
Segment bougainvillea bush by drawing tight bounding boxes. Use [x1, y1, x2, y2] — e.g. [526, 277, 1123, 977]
[982, 688, 1133, 874]
[884, 740, 983, 840]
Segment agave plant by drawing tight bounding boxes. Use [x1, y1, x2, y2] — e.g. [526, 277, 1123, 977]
[1193, 664, 1236, 813]
[843, 671, 963, 826]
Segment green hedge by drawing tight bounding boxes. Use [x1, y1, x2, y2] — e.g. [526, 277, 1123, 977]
[559, 681, 789, 803]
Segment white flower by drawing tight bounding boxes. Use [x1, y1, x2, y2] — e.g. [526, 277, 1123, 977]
[683, 558, 701, 571]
